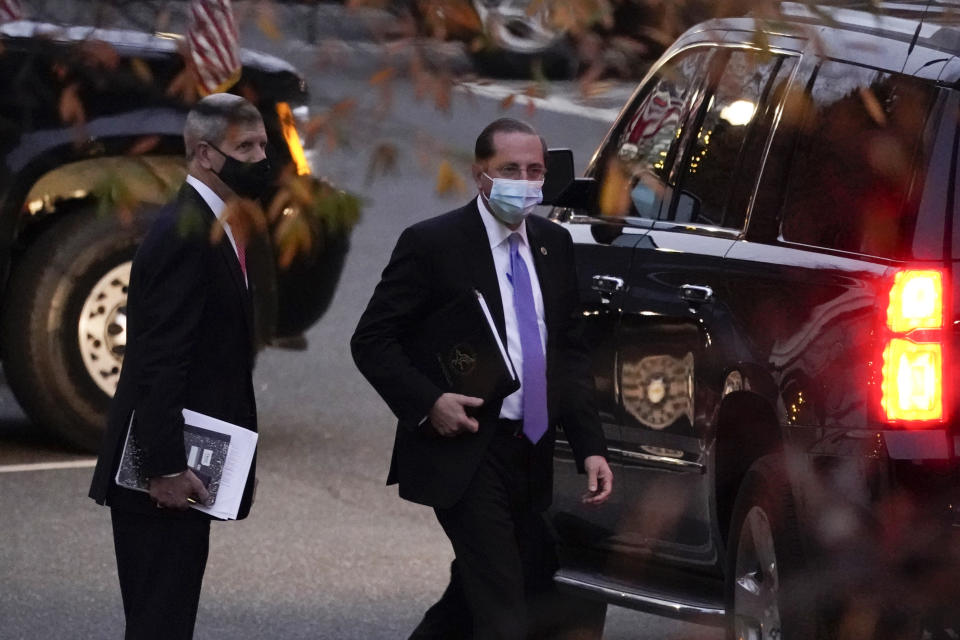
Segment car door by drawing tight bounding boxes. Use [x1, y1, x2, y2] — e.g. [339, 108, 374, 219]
[610, 44, 802, 568]
[549, 43, 719, 556]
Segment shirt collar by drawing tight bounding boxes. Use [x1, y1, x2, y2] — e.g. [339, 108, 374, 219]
[476, 193, 528, 250]
[186, 174, 226, 220]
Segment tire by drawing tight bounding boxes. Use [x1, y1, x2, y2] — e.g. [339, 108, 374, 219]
[1, 208, 148, 452]
[725, 454, 817, 640]
[472, 41, 579, 79]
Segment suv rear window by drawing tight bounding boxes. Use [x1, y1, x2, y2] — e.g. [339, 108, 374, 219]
[779, 60, 945, 260]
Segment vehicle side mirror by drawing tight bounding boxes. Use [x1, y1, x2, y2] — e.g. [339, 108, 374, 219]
[542, 148, 575, 206]
[552, 177, 599, 212]
[543, 148, 599, 213]
[675, 190, 701, 223]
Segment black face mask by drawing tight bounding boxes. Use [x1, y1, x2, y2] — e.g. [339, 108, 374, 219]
[206, 141, 273, 199]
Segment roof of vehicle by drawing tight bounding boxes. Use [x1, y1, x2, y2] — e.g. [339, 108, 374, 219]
[681, 3, 960, 84]
[0, 20, 300, 76]
[777, 2, 960, 51]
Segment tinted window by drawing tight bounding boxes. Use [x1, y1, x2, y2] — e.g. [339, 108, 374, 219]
[668, 51, 793, 230]
[595, 47, 712, 220]
[779, 61, 940, 259]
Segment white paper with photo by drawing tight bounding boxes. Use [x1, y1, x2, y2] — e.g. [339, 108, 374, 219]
[181, 409, 257, 520]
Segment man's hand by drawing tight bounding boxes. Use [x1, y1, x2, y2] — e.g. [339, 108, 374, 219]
[428, 393, 484, 437]
[148, 469, 210, 510]
[582, 455, 613, 505]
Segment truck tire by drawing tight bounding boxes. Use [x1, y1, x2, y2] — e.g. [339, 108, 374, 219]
[472, 41, 579, 80]
[725, 454, 817, 640]
[1, 208, 147, 452]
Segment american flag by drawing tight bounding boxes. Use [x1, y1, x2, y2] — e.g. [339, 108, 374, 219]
[187, 0, 241, 95]
[0, 0, 23, 22]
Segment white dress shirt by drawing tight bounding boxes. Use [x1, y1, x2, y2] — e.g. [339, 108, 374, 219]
[476, 195, 547, 420]
[185, 174, 247, 287]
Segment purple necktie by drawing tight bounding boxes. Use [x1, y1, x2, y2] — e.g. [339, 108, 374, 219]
[508, 234, 548, 444]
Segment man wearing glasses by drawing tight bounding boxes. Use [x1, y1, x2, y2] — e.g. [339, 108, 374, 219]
[352, 118, 613, 639]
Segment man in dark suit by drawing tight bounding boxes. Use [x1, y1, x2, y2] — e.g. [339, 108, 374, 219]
[89, 93, 272, 640]
[351, 118, 614, 639]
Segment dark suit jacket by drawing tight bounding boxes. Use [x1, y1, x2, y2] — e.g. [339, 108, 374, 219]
[351, 200, 607, 511]
[89, 184, 258, 520]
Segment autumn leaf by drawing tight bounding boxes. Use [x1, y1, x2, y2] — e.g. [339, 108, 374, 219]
[436, 159, 466, 196]
[209, 216, 226, 246]
[130, 58, 154, 84]
[166, 67, 199, 103]
[369, 67, 397, 86]
[256, 3, 282, 40]
[859, 87, 887, 127]
[79, 39, 120, 70]
[304, 99, 356, 150]
[598, 159, 631, 217]
[268, 176, 362, 247]
[435, 0, 483, 33]
[154, 7, 172, 32]
[273, 210, 313, 270]
[331, 98, 357, 117]
[580, 79, 613, 100]
[366, 143, 398, 182]
[59, 84, 85, 126]
[93, 171, 138, 227]
[523, 84, 547, 100]
[346, 0, 386, 9]
[501, 93, 517, 110]
[434, 73, 452, 112]
[127, 135, 161, 156]
[219, 199, 267, 250]
[304, 117, 331, 149]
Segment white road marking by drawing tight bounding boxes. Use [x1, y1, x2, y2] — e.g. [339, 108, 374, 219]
[457, 81, 625, 123]
[0, 459, 97, 473]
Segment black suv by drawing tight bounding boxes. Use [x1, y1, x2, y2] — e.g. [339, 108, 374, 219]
[546, 3, 960, 637]
[0, 21, 353, 451]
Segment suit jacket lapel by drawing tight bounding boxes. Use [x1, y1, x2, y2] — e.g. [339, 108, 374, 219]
[524, 219, 554, 326]
[458, 201, 510, 349]
[215, 235, 254, 340]
[183, 185, 255, 348]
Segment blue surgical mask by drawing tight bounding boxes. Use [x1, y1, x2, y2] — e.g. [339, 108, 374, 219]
[483, 173, 544, 226]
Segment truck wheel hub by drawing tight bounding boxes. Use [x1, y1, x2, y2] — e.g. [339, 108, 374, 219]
[77, 261, 130, 397]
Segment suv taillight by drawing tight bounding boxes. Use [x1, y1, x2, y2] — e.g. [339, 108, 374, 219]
[880, 269, 946, 425]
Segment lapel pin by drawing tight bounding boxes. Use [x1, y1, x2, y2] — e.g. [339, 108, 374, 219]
[540, 246, 547, 256]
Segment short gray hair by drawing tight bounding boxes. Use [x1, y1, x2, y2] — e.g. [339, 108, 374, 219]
[183, 93, 263, 160]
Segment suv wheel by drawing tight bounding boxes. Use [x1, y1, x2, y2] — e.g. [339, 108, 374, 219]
[725, 454, 814, 640]
[1, 207, 146, 452]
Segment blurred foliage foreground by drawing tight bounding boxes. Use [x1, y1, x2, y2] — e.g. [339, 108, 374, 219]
[13, 0, 915, 265]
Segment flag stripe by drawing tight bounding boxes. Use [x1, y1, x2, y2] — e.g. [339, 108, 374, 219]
[203, 2, 239, 75]
[0, 0, 23, 22]
[188, 0, 241, 95]
[196, 3, 235, 73]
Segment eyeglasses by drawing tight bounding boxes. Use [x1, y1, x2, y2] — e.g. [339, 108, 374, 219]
[493, 165, 546, 181]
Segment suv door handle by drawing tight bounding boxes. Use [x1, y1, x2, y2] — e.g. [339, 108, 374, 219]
[591, 275, 625, 295]
[680, 284, 714, 303]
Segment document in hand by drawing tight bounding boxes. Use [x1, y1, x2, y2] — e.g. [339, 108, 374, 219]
[411, 289, 519, 404]
[114, 409, 258, 520]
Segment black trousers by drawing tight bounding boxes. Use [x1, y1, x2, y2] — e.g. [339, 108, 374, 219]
[413, 428, 559, 640]
[111, 508, 210, 640]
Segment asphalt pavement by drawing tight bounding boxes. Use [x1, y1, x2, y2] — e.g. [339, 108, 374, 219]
[0, 8, 721, 640]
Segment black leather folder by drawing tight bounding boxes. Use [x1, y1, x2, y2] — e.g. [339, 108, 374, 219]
[409, 289, 519, 404]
